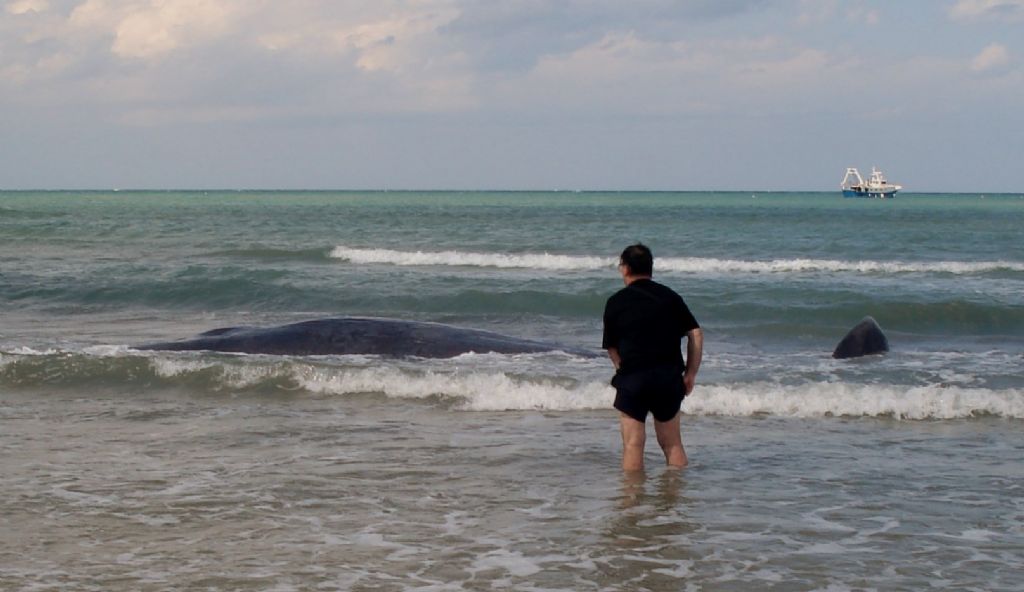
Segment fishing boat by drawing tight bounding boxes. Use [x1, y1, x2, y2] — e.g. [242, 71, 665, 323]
[840, 167, 902, 198]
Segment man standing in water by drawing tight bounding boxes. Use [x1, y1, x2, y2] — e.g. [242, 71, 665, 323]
[603, 244, 703, 471]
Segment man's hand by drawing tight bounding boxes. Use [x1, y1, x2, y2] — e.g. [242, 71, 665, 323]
[684, 328, 703, 396]
[683, 372, 697, 396]
[607, 347, 622, 371]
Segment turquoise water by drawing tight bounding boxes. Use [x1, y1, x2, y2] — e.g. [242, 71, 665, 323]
[4, 191, 1022, 402]
[2, 191, 1022, 590]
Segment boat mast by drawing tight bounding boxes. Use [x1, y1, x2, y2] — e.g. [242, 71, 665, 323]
[841, 167, 864, 189]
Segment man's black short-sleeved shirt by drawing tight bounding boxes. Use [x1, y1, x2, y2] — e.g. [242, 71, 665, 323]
[602, 279, 700, 373]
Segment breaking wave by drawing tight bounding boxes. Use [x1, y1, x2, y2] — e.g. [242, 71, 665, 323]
[2, 350, 1021, 420]
[330, 247, 608, 271]
[329, 247, 1024, 276]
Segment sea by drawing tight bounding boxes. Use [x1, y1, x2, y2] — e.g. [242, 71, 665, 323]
[1, 190, 1022, 591]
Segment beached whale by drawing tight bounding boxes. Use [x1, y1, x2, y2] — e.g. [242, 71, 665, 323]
[832, 316, 890, 359]
[137, 317, 598, 358]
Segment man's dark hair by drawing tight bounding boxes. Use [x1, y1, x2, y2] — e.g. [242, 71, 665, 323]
[620, 243, 653, 276]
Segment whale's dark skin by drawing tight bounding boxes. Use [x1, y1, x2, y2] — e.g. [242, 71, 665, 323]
[832, 316, 890, 359]
[138, 317, 599, 358]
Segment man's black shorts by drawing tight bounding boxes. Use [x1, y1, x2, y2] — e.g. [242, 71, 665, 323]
[611, 364, 685, 423]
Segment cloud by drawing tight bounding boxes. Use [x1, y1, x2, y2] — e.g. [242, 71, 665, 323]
[64, 0, 244, 59]
[1, 0, 477, 117]
[288, 7, 463, 75]
[1, 0, 1020, 130]
[949, 0, 1024, 21]
[485, 33, 850, 119]
[111, 0, 237, 59]
[850, 7, 880, 25]
[440, 0, 772, 70]
[60, 1, 462, 66]
[2, 0, 778, 121]
[6, 0, 49, 14]
[796, 0, 838, 25]
[797, 1, 880, 25]
[971, 43, 1012, 73]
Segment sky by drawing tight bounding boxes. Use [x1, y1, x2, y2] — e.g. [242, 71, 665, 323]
[1, 0, 1022, 191]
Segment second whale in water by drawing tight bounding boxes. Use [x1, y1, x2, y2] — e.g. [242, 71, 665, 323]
[832, 316, 890, 359]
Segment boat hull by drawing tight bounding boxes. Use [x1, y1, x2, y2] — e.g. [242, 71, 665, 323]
[842, 189, 898, 199]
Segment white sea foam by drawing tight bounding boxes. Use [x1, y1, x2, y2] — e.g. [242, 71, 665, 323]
[151, 356, 310, 390]
[330, 246, 608, 270]
[11, 348, 1018, 419]
[468, 549, 544, 578]
[151, 357, 220, 377]
[657, 258, 1024, 275]
[688, 382, 1024, 420]
[291, 364, 613, 412]
[0, 348, 61, 373]
[83, 345, 134, 357]
[329, 246, 1024, 276]
[1, 346, 61, 356]
[144, 356, 1024, 419]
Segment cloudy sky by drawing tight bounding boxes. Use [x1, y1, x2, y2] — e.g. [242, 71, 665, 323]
[2, 0, 1021, 191]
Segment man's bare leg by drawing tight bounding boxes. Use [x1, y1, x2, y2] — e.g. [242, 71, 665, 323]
[654, 412, 688, 468]
[619, 413, 646, 472]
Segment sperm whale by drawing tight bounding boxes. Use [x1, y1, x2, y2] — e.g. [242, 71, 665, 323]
[138, 317, 598, 358]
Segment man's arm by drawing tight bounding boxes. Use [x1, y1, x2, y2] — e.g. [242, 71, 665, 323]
[683, 328, 703, 395]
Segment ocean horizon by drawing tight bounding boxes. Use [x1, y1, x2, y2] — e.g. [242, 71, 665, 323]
[5, 188, 1024, 194]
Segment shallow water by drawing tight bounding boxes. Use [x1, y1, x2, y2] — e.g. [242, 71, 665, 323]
[2, 388, 1021, 591]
